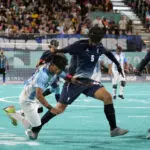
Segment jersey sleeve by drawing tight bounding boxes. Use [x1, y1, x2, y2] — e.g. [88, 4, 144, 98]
[59, 40, 88, 55]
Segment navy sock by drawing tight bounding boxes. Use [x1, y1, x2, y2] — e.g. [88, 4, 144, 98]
[32, 111, 56, 133]
[104, 104, 117, 130]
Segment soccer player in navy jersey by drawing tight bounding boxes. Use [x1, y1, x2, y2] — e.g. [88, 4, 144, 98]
[28, 26, 128, 140]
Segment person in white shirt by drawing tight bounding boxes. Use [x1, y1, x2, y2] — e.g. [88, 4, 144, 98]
[108, 46, 128, 99]
[92, 16, 104, 28]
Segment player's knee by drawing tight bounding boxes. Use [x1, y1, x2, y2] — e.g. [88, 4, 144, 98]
[55, 107, 65, 115]
[103, 93, 112, 104]
[113, 84, 117, 89]
[121, 81, 126, 87]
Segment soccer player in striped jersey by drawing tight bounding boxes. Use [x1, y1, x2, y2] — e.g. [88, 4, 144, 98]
[108, 46, 128, 99]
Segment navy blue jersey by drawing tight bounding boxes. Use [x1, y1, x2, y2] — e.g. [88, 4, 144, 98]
[40, 50, 52, 62]
[63, 40, 106, 78]
[68, 55, 77, 75]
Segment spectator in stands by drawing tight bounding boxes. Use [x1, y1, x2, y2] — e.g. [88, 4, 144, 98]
[119, 16, 128, 32]
[105, 0, 113, 12]
[102, 17, 109, 29]
[67, 26, 75, 34]
[133, 31, 143, 51]
[93, 16, 104, 28]
[80, 23, 89, 34]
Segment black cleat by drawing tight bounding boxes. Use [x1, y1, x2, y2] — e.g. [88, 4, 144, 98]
[118, 95, 124, 99]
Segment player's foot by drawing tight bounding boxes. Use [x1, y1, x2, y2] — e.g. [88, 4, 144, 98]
[146, 128, 150, 139]
[118, 95, 124, 99]
[3, 106, 17, 126]
[113, 96, 116, 100]
[25, 129, 39, 140]
[111, 127, 128, 137]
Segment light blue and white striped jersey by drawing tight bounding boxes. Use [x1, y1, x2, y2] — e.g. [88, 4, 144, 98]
[23, 64, 55, 101]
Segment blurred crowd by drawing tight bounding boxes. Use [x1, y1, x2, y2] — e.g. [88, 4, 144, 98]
[125, 0, 150, 32]
[0, 0, 133, 36]
[0, 0, 114, 35]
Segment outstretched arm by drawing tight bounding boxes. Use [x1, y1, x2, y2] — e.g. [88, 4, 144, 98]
[137, 51, 150, 72]
[105, 50, 124, 77]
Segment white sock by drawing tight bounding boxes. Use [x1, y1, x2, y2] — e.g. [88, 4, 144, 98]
[119, 86, 124, 96]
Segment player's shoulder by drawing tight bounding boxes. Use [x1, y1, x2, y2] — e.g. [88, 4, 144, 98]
[74, 39, 89, 45]
[38, 65, 49, 76]
[43, 50, 51, 55]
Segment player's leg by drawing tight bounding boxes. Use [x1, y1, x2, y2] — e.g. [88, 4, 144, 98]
[3, 106, 18, 126]
[118, 79, 126, 99]
[30, 82, 84, 139]
[20, 102, 42, 140]
[2, 68, 6, 83]
[85, 84, 128, 137]
[3, 106, 31, 129]
[112, 72, 119, 99]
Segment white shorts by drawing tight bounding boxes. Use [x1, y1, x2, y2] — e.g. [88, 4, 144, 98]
[112, 71, 126, 85]
[19, 90, 41, 127]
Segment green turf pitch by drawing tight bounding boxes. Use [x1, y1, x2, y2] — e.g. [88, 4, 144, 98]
[0, 83, 150, 150]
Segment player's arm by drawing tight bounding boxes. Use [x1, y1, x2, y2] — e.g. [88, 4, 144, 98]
[108, 63, 112, 75]
[124, 58, 129, 73]
[54, 41, 82, 55]
[36, 87, 52, 110]
[137, 51, 150, 72]
[104, 50, 124, 77]
[35, 72, 53, 110]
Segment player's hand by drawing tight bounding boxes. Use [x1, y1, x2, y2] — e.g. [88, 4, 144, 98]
[117, 65, 124, 77]
[70, 77, 82, 85]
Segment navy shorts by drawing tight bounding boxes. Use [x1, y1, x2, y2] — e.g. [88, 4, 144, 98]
[59, 79, 104, 105]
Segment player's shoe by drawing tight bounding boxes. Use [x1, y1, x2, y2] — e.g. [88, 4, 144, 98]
[146, 128, 150, 139]
[3, 106, 17, 126]
[118, 95, 124, 99]
[25, 129, 39, 140]
[111, 127, 128, 137]
[113, 96, 116, 100]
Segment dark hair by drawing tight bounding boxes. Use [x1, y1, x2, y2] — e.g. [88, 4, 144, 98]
[51, 54, 68, 70]
[50, 39, 59, 47]
[88, 26, 105, 43]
